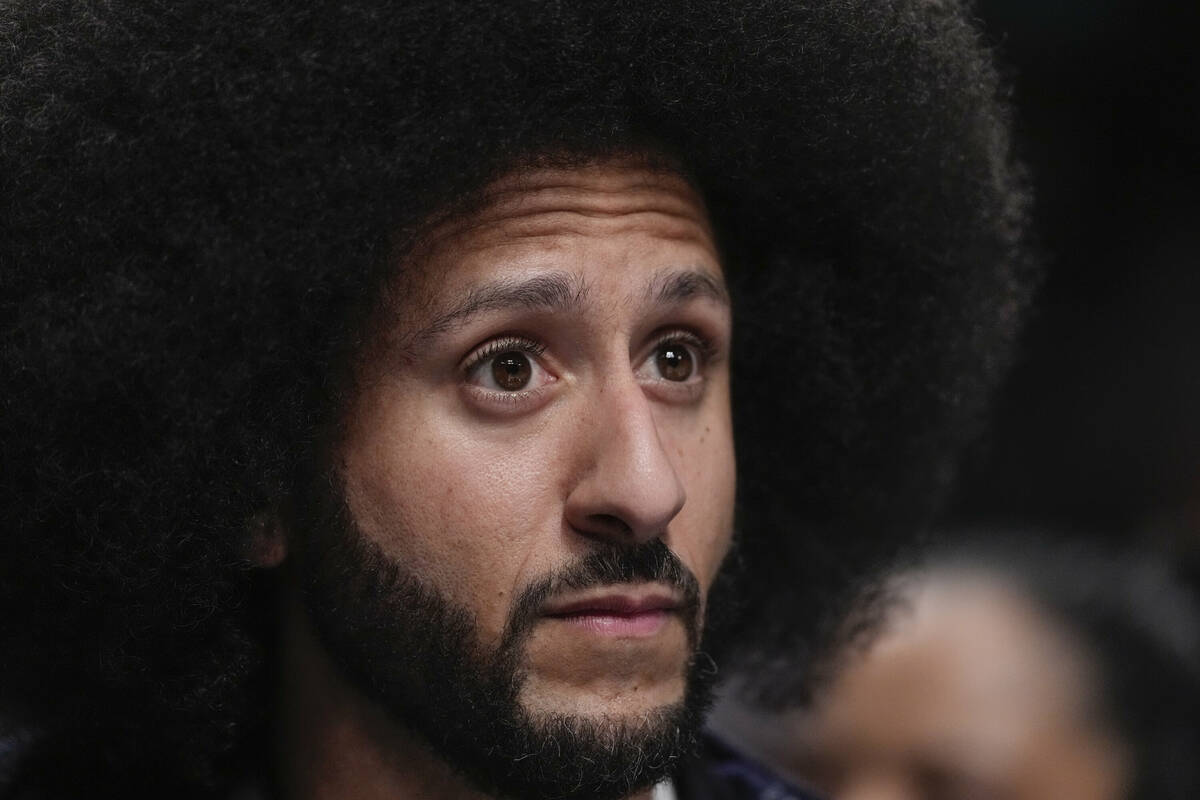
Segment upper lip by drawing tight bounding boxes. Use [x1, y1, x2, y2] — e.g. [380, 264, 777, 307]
[541, 584, 681, 617]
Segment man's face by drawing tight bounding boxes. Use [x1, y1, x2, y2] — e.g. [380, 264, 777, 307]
[302, 160, 736, 797]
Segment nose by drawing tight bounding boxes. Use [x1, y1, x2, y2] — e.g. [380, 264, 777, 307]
[564, 375, 687, 545]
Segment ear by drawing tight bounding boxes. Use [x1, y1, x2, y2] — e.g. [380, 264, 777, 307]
[246, 509, 289, 568]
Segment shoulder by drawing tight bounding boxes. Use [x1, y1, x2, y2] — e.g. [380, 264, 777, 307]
[672, 733, 825, 800]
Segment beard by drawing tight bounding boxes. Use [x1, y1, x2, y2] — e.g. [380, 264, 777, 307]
[294, 475, 722, 800]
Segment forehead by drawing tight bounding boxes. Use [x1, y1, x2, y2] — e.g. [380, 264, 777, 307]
[820, 575, 1101, 762]
[395, 161, 723, 306]
[899, 576, 1095, 718]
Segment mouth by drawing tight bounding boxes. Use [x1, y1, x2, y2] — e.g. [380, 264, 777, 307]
[540, 584, 681, 638]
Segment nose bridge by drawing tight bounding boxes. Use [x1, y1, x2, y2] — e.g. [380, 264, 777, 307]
[600, 372, 675, 485]
[566, 369, 687, 543]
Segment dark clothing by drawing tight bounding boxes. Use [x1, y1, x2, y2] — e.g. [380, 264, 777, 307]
[676, 735, 824, 800]
[1, 729, 825, 800]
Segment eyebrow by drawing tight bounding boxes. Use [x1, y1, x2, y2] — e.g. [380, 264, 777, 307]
[401, 266, 729, 353]
[404, 271, 587, 349]
[645, 268, 730, 308]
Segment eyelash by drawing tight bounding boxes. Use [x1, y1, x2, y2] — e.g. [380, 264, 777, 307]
[462, 330, 719, 377]
[460, 335, 547, 375]
[651, 329, 719, 368]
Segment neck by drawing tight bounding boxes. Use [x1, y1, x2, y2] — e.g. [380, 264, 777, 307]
[276, 590, 656, 800]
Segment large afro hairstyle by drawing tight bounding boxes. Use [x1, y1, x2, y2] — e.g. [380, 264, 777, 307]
[0, 0, 1034, 795]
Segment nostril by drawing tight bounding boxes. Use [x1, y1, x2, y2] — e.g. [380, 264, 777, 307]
[585, 513, 634, 539]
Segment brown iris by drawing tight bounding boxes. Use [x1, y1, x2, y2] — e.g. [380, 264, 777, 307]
[656, 343, 693, 381]
[491, 351, 532, 390]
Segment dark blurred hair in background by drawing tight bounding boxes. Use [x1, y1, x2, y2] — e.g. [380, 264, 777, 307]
[950, 0, 1200, 588]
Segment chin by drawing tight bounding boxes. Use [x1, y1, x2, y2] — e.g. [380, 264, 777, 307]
[517, 667, 690, 721]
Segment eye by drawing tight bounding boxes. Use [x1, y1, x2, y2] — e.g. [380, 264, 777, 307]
[491, 351, 533, 390]
[654, 341, 694, 382]
[637, 331, 713, 390]
[463, 336, 553, 394]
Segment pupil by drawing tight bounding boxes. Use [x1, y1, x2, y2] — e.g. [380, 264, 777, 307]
[492, 352, 531, 390]
[657, 344, 693, 381]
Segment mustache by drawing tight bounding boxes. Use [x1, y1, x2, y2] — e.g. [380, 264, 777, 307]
[500, 539, 703, 650]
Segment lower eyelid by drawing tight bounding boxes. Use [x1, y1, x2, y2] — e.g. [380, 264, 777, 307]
[470, 387, 540, 402]
[641, 376, 705, 404]
[459, 382, 556, 415]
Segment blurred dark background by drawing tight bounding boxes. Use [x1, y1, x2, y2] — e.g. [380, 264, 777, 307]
[946, 0, 1200, 579]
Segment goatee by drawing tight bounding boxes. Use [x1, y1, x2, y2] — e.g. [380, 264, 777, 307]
[295, 475, 721, 800]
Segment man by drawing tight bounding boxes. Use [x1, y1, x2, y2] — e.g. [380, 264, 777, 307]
[0, 1, 1033, 798]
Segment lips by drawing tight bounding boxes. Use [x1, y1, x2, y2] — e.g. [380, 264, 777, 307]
[541, 585, 680, 637]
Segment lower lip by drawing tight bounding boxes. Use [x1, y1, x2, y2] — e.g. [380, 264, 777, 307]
[549, 609, 671, 637]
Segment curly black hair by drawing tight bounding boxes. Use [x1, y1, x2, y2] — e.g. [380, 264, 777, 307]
[0, 0, 1033, 794]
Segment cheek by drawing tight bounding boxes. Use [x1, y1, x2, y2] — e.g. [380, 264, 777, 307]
[665, 401, 736, 591]
[340, 387, 566, 637]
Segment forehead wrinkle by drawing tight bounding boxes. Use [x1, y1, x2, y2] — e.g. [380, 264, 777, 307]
[480, 167, 704, 206]
[429, 175, 711, 244]
[410, 207, 705, 273]
[443, 206, 712, 250]
[397, 271, 589, 354]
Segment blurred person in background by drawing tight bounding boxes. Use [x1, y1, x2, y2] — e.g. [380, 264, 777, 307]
[711, 535, 1200, 800]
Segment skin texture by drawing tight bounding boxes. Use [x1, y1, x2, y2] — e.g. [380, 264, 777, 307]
[711, 573, 1131, 800]
[275, 161, 737, 799]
